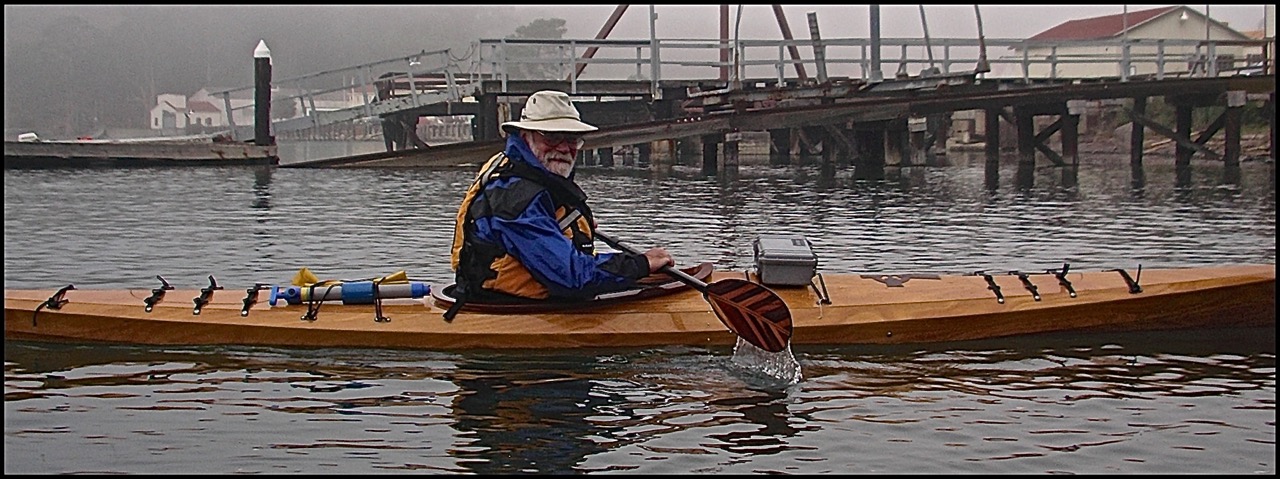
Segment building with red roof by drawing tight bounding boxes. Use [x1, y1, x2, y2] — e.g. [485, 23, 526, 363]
[997, 5, 1262, 79]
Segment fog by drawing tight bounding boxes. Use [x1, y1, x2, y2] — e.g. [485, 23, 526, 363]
[4, 5, 1269, 137]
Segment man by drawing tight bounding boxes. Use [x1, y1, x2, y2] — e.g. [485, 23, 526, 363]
[446, 90, 674, 320]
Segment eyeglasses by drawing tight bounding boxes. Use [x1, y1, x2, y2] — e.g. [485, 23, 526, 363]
[535, 131, 586, 149]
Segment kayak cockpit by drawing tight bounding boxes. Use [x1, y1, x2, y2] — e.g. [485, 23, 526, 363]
[430, 262, 714, 314]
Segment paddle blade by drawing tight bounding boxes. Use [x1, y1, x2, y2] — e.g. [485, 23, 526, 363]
[703, 279, 793, 352]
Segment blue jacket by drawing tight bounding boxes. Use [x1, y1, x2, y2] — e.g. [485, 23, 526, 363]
[449, 135, 649, 301]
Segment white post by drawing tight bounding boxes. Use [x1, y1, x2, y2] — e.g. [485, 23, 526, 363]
[649, 5, 661, 100]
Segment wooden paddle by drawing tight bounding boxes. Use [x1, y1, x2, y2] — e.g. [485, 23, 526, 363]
[594, 230, 794, 352]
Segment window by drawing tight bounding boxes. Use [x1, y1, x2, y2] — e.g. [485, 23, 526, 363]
[1215, 54, 1235, 73]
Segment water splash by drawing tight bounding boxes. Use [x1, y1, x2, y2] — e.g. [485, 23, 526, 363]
[730, 337, 803, 385]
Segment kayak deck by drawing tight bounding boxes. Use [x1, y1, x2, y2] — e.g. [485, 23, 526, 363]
[4, 264, 1274, 350]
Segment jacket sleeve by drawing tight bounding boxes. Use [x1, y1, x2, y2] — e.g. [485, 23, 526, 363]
[491, 189, 649, 299]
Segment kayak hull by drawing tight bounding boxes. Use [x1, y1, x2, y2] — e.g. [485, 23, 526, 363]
[5, 264, 1274, 350]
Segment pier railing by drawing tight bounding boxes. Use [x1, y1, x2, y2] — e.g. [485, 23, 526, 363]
[477, 36, 1273, 94]
[213, 35, 1271, 141]
[209, 48, 479, 141]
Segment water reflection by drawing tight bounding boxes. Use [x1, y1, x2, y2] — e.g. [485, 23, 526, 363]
[1016, 161, 1036, 191]
[448, 355, 618, 474]
[3, 323, 1274, 474]
[1223, 163, 1242, 186]
[1176, 162, 1193, 188]
[1059, 165, 1079, 191]
[704, 391, 813, 457]
[251, 166, 273, 211]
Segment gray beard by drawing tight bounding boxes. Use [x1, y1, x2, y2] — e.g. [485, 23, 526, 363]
[547, 162, 574, 178]
[542, 153, 575, 178]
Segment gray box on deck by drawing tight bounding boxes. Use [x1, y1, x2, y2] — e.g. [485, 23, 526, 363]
[752, 235, 818, 286]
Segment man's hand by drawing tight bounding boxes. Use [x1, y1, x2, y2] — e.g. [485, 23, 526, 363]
[642, 247, 675, 273]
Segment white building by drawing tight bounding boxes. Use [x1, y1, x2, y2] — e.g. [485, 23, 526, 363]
[188, 87, 256, 127]
[148, 93, 188, 129]
[149, 88, 252, 130]
[999, 5, 1259, 79]
[150, 85, 372, 131]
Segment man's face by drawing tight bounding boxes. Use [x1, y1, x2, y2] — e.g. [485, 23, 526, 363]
[523, 130, 584, 178]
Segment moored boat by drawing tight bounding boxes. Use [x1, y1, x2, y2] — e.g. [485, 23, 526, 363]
[5, 263, 1273, 351]
[3, 137, 278, 168]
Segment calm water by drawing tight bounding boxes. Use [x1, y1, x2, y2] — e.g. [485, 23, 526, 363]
[4, 152, 1276, 474]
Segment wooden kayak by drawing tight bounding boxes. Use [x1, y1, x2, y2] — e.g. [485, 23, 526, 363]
[4, 263, 1274, 351]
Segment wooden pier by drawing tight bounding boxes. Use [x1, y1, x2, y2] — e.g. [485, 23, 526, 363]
[285, 74, 1274, 190]
[199, 10, 1272, 189]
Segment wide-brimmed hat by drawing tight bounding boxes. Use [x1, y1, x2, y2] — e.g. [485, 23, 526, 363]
[500, 90, 598, 135]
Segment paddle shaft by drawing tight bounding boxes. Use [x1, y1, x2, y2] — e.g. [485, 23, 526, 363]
[593, 230, 794, 353]
[593, 231, 708, 292]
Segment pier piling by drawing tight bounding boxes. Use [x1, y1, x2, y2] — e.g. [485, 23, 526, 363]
[253, 40, 274, 146]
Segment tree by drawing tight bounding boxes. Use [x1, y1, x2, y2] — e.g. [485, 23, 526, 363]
[271, 97, 298, 121]
[6, 15, 114, 136]
[3, 6, 535, 134]
[505, 18, 568, 80]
